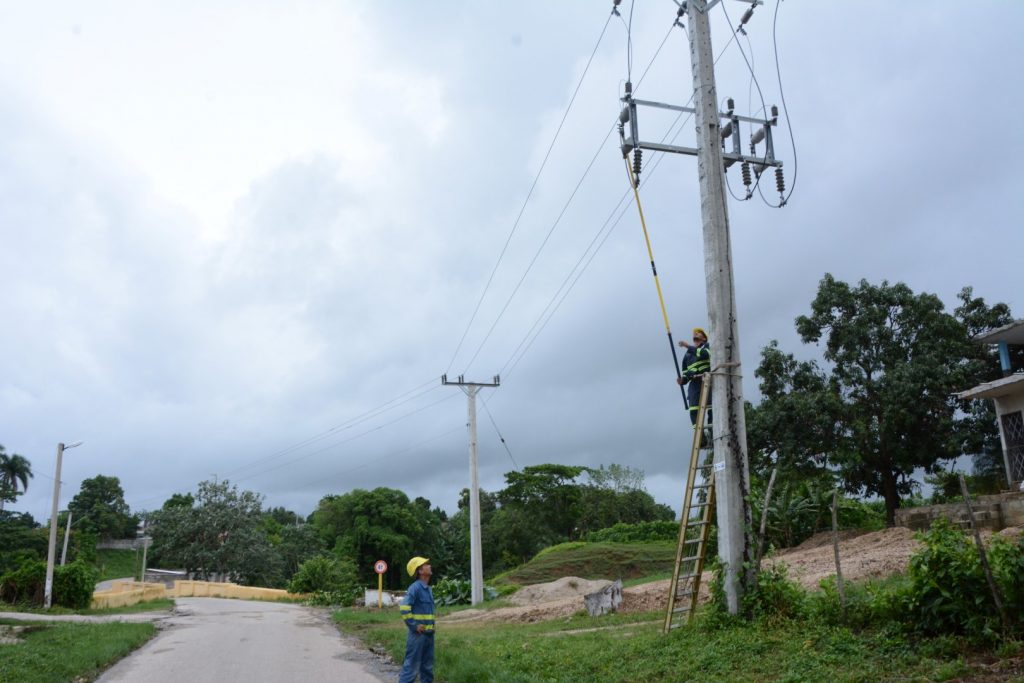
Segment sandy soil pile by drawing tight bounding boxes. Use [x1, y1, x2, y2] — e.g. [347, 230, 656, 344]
[443, 527, 939, 626]
[505, 577, 611, 606]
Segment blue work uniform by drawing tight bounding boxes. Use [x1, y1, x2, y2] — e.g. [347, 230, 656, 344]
[398, 580, 435, 683]
[680, 342, 712, 425]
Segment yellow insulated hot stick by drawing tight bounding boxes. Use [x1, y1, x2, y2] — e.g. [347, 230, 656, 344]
[623, 156, 690, 411]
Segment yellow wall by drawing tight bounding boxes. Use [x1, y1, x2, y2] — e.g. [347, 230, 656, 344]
[90, 580, 306, 609]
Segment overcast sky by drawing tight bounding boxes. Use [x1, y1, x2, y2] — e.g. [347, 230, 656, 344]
[2, 1, 1022, 525]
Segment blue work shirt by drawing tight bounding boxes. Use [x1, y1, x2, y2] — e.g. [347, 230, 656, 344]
[400, 580, 435, 634]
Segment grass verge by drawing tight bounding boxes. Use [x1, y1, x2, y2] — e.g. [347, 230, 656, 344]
[1, 598, 175, 617]
[0, 620, 154, 683]
[491, 541, 676, 586]
[333, 604, 1022, 683]
[95, 549, 140, 582]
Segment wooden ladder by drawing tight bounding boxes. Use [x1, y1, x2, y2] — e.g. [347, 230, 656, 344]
[663, 374, 715, 633]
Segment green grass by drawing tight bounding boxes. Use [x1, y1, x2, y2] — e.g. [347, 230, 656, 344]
[0, 619, 155, 682]
[2, 598, 174, 616]
[332, 605, 1018, 683]
[492, 542, 677, 587]
[95, 549, 140, 582]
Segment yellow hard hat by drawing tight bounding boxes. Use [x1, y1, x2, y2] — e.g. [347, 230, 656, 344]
[693, 327, 708, 339]
[407, 556, 430, 577]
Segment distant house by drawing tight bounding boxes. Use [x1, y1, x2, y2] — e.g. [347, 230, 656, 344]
[958, 319, 1024, 487]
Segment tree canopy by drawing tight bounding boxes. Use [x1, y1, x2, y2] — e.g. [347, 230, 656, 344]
[68, 474, 138, 539]
[149, 479, 281, 585]
[0, 447, 32, 512]
[751, 275, 1014, 524]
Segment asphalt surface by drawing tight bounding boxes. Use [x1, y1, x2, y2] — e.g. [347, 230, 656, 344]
[96, 598, 390, 683]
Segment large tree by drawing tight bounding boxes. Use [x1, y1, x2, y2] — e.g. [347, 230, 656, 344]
[310, 487, 430, 588]
[148, 479, 281, 586]
[68, 474, 138, 539]
[0, 447, 32, 512]
[792, 275, 990, 524]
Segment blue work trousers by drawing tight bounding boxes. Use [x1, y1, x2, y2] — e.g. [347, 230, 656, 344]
[398, 631, 434, 683]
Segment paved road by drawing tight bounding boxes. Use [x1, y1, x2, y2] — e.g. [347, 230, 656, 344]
[97, 598, 390, 683]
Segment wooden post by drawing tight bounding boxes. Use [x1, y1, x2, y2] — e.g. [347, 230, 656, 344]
[755, 466, 778, 571]
[831, 488, 846, 610]
[958, 474, 1009, 634]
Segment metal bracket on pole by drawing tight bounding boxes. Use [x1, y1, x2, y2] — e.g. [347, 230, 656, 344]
[619, 94, 783, 170]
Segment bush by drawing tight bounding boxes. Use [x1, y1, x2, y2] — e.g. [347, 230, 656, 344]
[989, 531, 1024, 620]
[288, 556, 360, 606]
[743, 563, 808, 624]
[905, 518, 996, 639]
[431, 577, 498, 606]
[585, 521, 679, 543]
[54, 561, 99, 609]
[0, 559, 45, 605]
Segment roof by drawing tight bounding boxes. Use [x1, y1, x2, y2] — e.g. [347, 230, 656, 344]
[974, 319, 1024, 345]
[958, 372, 1024, 400]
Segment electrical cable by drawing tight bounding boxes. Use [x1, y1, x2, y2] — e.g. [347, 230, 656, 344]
[445, 10, 616, 374]
[622, 155, 690, 411]
[462, 19, 678, 376]
[480, 399, 519, 470]
[771, 0, 798, 205]
[233, 392, 460, 484]
[286, 425, 464, 491]
[719, 0, 773, 203]
[223, 379, 440, 477]
[500, 27, 742, 378]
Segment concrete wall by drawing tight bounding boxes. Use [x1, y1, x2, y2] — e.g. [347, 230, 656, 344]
[90, 579, 307, 609]
[895, 492, 1024, 531]
[96, 538, 147, 551]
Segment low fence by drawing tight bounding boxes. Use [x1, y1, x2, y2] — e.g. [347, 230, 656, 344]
[895, 491, 1024, 531]
[90, 579, 306, 610]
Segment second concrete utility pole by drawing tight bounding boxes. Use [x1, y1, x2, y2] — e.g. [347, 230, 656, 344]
[442, 374, 500, 605]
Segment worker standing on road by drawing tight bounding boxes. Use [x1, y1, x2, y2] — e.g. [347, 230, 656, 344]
[677, 327, 712, 433]
[399, 556, 435, 683]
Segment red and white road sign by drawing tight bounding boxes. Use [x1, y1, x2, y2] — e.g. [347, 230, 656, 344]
[373, 560, 388, 575]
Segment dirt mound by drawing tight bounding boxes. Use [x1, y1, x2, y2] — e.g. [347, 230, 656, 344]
[770, 526, 918, 588]
[444, 527, 926, 626]
[506, 577, 610, 606]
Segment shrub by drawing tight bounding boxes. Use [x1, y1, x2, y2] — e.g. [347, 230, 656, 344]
[54, 560, 99, 609]
[288, 556, 360, 606]
[989, 531, 1024, 623]
[431, 577, 498, 606]
[743, 563, 808, 624]
[0, 559, 45, 605]
[905, 518, 995, 639]
[585, 521, 679, 543]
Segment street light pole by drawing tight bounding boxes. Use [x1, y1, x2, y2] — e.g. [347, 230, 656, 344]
[45, 441, 81, 609]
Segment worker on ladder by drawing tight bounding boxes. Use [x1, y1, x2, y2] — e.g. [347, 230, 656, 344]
[677, 327, 712, 445]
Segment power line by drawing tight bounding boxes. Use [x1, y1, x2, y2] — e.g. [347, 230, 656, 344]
[233, 392, 460, 484]
[223, 378, 440, 477]
[500, 28, 741, 378]
[480, 398, 518, 471]
[771, 0, 798, 205]
[287, 425, 464, 492]
[445, 10, 616, 374]
[460, 19, 679, 375]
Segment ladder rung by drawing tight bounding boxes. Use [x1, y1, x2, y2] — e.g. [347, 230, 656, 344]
[672, 605, 693, 613]
[687, 501, 711, 509]
[678, 555, 703, 564]
[683, 537, 702, 544]
[693, 483, 713, 490]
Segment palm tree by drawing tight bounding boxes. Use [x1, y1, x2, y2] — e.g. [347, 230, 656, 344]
[0, 446, 33, 512]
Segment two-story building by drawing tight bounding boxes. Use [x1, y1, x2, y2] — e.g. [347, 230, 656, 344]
[957, 319, 1024, 488]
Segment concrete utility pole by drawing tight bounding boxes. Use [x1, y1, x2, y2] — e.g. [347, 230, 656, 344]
[442, 374, 500, 605]
[619, 0, 782, 615]
[45, 440, 82, 609]
[687, 0, 754, 615]
[60, 510, 72, 566]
